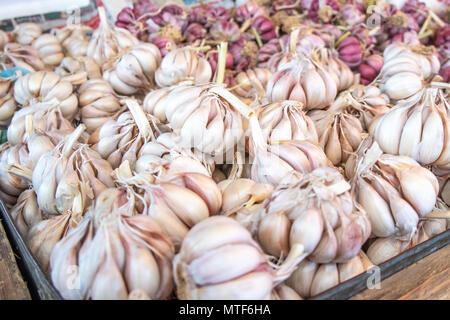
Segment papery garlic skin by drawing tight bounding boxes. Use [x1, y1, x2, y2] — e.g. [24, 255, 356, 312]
[32, 34, 64, 66]
[374, 88, 450, 167]
[55, 56, 102, 84]
[0, 78, 17, 128]
[50, 188, 175, 300]
[13, 23, 42, 45]
[266, 56, 337, 110]
[14, 71, 78, 120]
[3, 43, 45, 72]
[346, 138, 439, 238]
[79, 79, 123, 134]
[9, 189, 43, 238]
[232, 68, 272, 102]
[155, 47, 212, 87]
[103, 42, 161, 95]
[173, 216, 274, 300]
[260, 167, 371, 264]
[53, 25, 91, 57]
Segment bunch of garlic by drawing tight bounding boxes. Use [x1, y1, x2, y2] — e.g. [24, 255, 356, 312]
[14, 71, 78, 120]
[346, 137, 439, 238]
[50, 188, 175, 300]
[87, 6, 139, 65]
[248, 115, 329, 185]
[3, 43, 45, 72]
[174, 216, 285, 299]
[103, 42, 161, 95]
[9, 189, 43, 238]
[308, 92, 365, 165]
[114, 161, 221, 248]
[258, 167, 371, 264]
[266, 55, 337, 110]
[32, 34, 64, 66]
[379, 43, 440, 101]
[13, 23, 42, 45]
[232, 68, 272, 102]
[7, 99, 74, 146]
[286, 251, 374, 298]
[155, 46, 212, 87]
[373, 87, 450, 167]
[0, 78, 17, 128]
[316, 48, 355, 92]
[143, 83, 247, 156]
[53, 25, 91, 57]
[32, 125, 115, 215]
[78, 79, 124, 134]
[256, 100, 318, 145]
[55, 56, 102, 84]
[94, 99, 165, 169]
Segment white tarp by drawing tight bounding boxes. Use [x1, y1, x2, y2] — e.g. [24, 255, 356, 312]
[0, 0, 90, 20]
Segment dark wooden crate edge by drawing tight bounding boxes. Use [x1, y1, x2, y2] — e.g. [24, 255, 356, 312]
[0, 200, 61, 300]
[1, 198, 449, 300]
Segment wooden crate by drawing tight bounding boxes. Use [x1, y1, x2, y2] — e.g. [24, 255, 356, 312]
[1, 199, 449, 300]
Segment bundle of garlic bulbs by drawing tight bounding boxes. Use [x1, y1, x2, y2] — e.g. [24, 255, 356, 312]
[155, 46, 212, 87]
[346, 137, 439, 238]
[13, 71, 78, 120]
[103, 42, 161, 95]
[257, 167, 371, 264]
[50, 188, 175, 300]
[87, 6, 139, 65]
[373, 86, 450, 167]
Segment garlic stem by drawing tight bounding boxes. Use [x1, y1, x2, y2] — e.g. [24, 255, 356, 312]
[429, 10, 445, 27]
[209, 86, 254, 119]
[24, 114, 33, 142]
[215, 42, 228, 85]
[62, 124, 86, 158]
[239, 18, 252, 33]
[97, 6, 108, 30]
[249, 114, 267, 153]
[7, 164, 33, 182]
[62, 71, 88, 85]
[123, 99, 153, 142]
[252, 28, 263, 49]
[431, 82, 450, 89]
[289, 28, 300, 54]
[228, 152, 243, 180]
[113, 160, 134, 181]
[274, 243, 308, 284]
[335, 31, 351, 48]
[418, 13, 432, 38]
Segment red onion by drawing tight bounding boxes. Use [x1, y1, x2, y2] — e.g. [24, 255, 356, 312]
[209, 19, 241, 43]
[251, 16, 277, 43]
[151, 36, 176, 57]
[337, 36, 363, 68]
[358, 54, 383, 85]
[308, 0, 340, 23]
[235, 1, 266, 23]
[207, 50, 234, 75]
[402, 0, 428, 26]
[230, 38, 259, 72]
[184, 23, 207, 43]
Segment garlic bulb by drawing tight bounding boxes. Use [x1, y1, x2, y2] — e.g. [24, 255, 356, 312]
[13, 23, 42, 45]
[50, 188, 175, 300]
[256, 100, 319, 145]
[248, 115, 329, 185]
[52, 25, 91, 57]
[9, 189, 43, 238]
[0, 143, 33, 206]
[95, 99, 166, 169]
[259, 167, 371, 264]
[0, 29, 9, 50]
[3, 43, 45, 72]
[308, 93, 365, 165]
[219, 178, 273, 232]
[55, 56, 102, 84]
[32, 125, 115, 215]
[174, 216, 284, 299]
[87, 6, 139, 65]
[286, 251, 373, 298]
[32, 34, 64, 66]
[346, 137, 439, 238]
[155, 46, 212, 87]
[0, 78, 17, 128]
[7, 99, 74, 146]
[14, 71, 78, 120]
[103, 42, 161, 95]
[232, 68, 272, 102]
[78, 79, 124, 134]
[316, 49, 355, 92]
[114, 162, 221, 248]
[266, 55, 337, 110]
[373, 87, 450, 167]
[142, 84, 247, 156]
